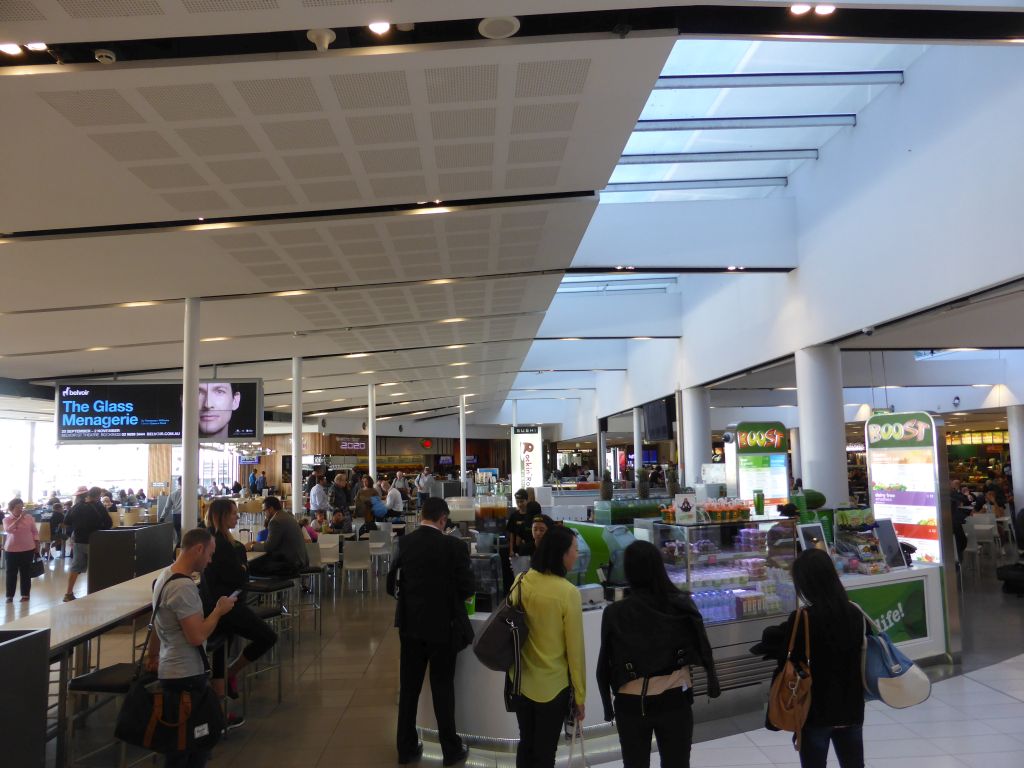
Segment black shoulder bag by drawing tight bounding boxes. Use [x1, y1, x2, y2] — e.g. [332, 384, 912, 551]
[115, 574, 225, 754]
[471, 573, 529, 711]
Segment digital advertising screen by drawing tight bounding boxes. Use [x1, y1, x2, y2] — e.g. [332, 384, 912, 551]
[512, 425, 543, 491]
[735, 421, 790, 508]
[56, 380, 263, 444]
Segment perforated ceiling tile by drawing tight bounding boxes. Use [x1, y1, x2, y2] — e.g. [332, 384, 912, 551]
[385, 218, 435, 238]
[282, 153, 350, 179]
[444, 231, 487, 249]
[127, 163, 207, 189]
[392, 237, 435, 253]
[211, 232, 266, 249]
[448, 247, 490, 263]
[235, 77, 322, 115]
[177, 125, 259, 156]
[508, 137, 569, 164]
[424, 64, 499, 105]
[515, 59, 591, 98]
[331, 71, 410, 110]
[358, 147, 422, 174]
[57, 0, 162, 18]
[300, 0, 392, 5]
[263, 119, 337, 151]
[160, 190, 230, 213]
[510, 102, 580, 135]
[285, 244, 333, 261]
[346, 113, 417, 145]
[300, 179, 361, 204]
[232, 185, 296, 208]
[370, 175, 426, 198]
[0, 1, 46, 21]
[433, 142, 493, 170]
[327, 222, 378, 241]
[206, 157, 280, 185]
[248, 263, 297, 277]
[271, 229, 322, 246]
[500, 228, 543, 245]
[182, 0, 277, 12]
[430, 108, 496, 140]
[335, 239, 386, 256]
[230, 249, 279, 264]
[138, 84, 234, 121]
[443, 215, 492, 233]
[439, 171, 493, 195]
[40, 89, 144, 127]
[502, 210, 549, 229]
[90, 131, 178, 161]
[505, 166, 560, 189]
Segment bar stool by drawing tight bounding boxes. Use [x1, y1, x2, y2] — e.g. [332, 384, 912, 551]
[297, 543, 325, 636]
[245, 578, 297, 659]
[66, 663, 140, 767]
[245, 604, 285, 705]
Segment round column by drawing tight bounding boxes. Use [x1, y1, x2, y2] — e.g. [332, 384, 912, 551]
[682, 386, 711, 487]
[632, 407, 643, 486]
[1007, 405, 1024, 493]
[794, 345, 849, 507]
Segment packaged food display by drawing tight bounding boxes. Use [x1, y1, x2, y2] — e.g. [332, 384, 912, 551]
[703, 498, 751, 523]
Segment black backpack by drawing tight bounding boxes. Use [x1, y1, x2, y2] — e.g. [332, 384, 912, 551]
[605, 597, 693, 696]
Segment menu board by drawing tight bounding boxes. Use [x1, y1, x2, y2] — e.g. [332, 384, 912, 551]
[865, 412, 941, 563]
[512, 425, 543, 491]
[735, 421, 790, 508]
[56, 380, 263, 444]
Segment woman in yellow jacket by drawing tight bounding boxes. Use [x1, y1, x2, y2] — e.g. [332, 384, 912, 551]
[513, 524, 586, 768]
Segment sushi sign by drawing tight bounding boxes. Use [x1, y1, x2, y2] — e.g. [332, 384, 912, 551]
[865, 412, 943, 564]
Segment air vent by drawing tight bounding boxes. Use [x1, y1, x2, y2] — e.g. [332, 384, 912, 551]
[430, 108, 496, 140]
[0, 1, 46, 21]
[283, 153, 350, 180]
[231, 185, 296, 208]
[138, 84, 233, 121]
[263, 119, 337, 151]
[91, 131, 178, 162]
[207, 158, 280, 185]
[41, 89, 144, 127]
[478, 16, 520, 40]
[331, 71, 410, 110]
[128, 163, 207, 189]
[58, 0, 162, 18]
[424, 64, 499, 105]
[177, 125, 259, 156]
[160, 190, 229, 213]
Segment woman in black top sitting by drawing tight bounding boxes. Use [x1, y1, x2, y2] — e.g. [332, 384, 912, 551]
[598, 540, 720, 768]
[757, 548, 866, 768]
[202, 498, 278, 700]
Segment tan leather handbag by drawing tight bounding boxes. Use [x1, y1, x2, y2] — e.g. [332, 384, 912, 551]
[767, 607, 812, 748]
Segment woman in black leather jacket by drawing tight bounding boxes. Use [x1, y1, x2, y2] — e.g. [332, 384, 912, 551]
[597, 541, 720, 768]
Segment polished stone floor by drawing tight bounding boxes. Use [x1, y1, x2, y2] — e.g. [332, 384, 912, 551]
[7, 549, 1024, 768]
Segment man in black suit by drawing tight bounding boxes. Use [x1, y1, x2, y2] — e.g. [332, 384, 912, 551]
[387, 497, 474, 766]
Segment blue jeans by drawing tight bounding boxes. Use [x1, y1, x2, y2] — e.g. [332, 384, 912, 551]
[799, 725, 863, 768]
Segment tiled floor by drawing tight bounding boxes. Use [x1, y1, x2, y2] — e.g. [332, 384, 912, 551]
[10, 553, 1024, 768]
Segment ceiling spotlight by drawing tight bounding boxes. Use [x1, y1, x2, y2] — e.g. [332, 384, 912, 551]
[275, 290, 310, 297]
[345, 353, 369, 358]
[446, 344, 466, 350]
[305, 389, 324, 394]
[0, 43, 22, 55]
[454, 375, 470, 380]
[332, 398, 347, 402]
[428, 279, 453, 285]
[814, 4, 836, 14]
[726, 266, 738, 271]
[450, 362, 469, 367]
[380, 382, 399, 387]
[440, 317, 466, 323]
[632, 336, 653, 341]
[86, 346, 110, 352]
[306, 28, 336, 52]
[358, 370, 375, 375]
[412, 410, 427, 415]
[790, 3, 812, 13]
[201, 336, 230, 342]
[972, 384, 993, 388]
[478, 16, 521, 39]
[120, 301, 157, 308]
[465, 410, 475, 414]
[368, 21, 391, 34]
[391, 392, 406, 396]
[560, 337, 582, 341]
[25, 42, 47, 51]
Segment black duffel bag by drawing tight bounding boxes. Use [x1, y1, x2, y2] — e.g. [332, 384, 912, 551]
[472, 574, 529, 710]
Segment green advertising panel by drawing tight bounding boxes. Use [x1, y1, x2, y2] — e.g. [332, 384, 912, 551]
[847, 578, 928, 643]
[736, 421, 789, 454]
[865, 411, 934, 450]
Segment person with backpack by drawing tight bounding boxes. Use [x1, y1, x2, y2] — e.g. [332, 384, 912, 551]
[63, 486, 113, 601]
[513, 524, 586, 768]
[597, 540, 720, 768]
[754, 548, 866, 768]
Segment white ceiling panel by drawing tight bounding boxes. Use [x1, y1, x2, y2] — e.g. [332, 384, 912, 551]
[1, 34, 672, 231]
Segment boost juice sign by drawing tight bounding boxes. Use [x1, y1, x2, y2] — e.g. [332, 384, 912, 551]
[736, 421, 790, 508]
[866, 412, 942, 564]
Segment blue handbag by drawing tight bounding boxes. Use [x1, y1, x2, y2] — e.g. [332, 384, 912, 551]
[854, 603, 930, 708]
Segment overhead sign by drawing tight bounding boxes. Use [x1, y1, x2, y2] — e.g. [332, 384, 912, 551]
[239, 456, 261, 465]
[512, 425, 543, 491]
[735, 421, 790, 508]
[56, 380, 263, 444]
[866, 411, 942, 564]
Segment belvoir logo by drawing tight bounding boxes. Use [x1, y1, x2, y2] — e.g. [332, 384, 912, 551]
[62, 387, 90, 396]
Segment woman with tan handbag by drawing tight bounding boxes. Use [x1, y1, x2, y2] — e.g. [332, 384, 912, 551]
[756, 548, 867, 768]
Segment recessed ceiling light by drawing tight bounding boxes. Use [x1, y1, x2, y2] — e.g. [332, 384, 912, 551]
[358, 370, 375, 375]
[465, 410, 475, 414]
[368, 21, 391, 34]
[0, 44, 23, 55]
[377, 416, 392, 421]
[345, 353, 369, 358]
[86, 346, 109, 352]
[409, 207, 450, 215]
[412, 411, 427, 415]
[561, 337, 582, 341]
[274, 404, 289, 409]
[348, 407, 365, 412]
[790, 3, 812, 13]
[399, 401, 411, 405]
[446, 344, 466, 349]
[275, 290, 309, 297]
[726, 266, 738, 271]
[814, 4, 836, 14]
[201, 337, 230, 342]
[380, 382, 399, 387]
[454, 375, 470, 379]
[428, 279, 453, 285]
[440, 317, 466, 323]
[879, 385, 901, 389]
[332, 398, 347, 403]
[391, 392, 406, 396]
[305, 389, 323, 394]
[952, 412, 968, 415]
[844, 403, 860, 407]
[632, 336, 653, 341]
[450, 362, 469, 367]
[309, 411, 328, 416]
[121, 301, 157, 308]
[25, 42, 47, 51]
[456, 386, 466, 390]
[775, 387, 797, 391]
[972, 384, 993, 388]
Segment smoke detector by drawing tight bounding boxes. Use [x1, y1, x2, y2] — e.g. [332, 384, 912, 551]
[478, 16, 520, 39]
[94, 48, 116, 64]
[306, 28, 336, 53]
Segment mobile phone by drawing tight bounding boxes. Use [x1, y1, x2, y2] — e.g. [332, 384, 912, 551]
[229, 589, 242, 599]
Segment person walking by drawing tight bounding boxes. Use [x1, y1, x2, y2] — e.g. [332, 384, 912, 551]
[386, 497, 474, 766]
[202, 499, 277, 707]
[756, 548, 866, 768]
[248, 469, 258, 495]
[415, 467, 433, 510]
[513, 524, 586, 768]
[3, 498, 39, 603]
[64, 486, 113, 601]
[597, 540, 720, 768]
[255, 471, 267, 495]
[145, 528, 237, 768]
[309, 475, 331, 518]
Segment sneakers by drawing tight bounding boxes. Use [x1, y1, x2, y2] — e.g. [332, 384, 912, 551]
[62, 593, 76, 602]
[225, 713, 246, 731]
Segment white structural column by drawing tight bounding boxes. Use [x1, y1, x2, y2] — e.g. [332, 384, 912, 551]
[789, 427, 802, 485]
[675, 389, 684, 483]
[633, 406, 643, 484]
[459, 395, 468, 493]
[794, 345, 849, 506]
[181, 297, 201, 533]
[597, 422, 607, 477]
[1008, 406, 1024, 496]
[291, 357, 303, 519]
[367, 384, 377, 481]
[682, 386, 711, 487]
[511, 400, 518, 428]
[26, 422, 36, 503]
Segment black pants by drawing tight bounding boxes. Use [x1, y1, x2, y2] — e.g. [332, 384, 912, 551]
[799, 725, 864, 768]
[5, 550, 34, 598]
[514, 687, 571, 768]
[210, 602, 278, 678]
[397, 636, 462, 760]
[248, 553, 298, 578]
[615, 688, 693, 768]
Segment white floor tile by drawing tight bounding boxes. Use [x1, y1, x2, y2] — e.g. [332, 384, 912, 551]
[869, 756, 969, 768]
[954, 703, 1024, 719]
[862, 709, 896, 725]
[690, 746, 774, 766]
[756, 744, 804, 764]
[936, 690, 1021, 707]
[931, 678, 994, 695]
[904, 719, 999, 738]
[882, 701, 967, 723]
[981, 717, 1024, 735]
[863, 739, 947, 759]
[957, 752, 1024, 768]
[694, 733, 756, 750]
[745, 729, 799, 747]
[979, 681, 1024, 701]
[931, 734, 1024, 755]
[861, 724, 918, 741]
